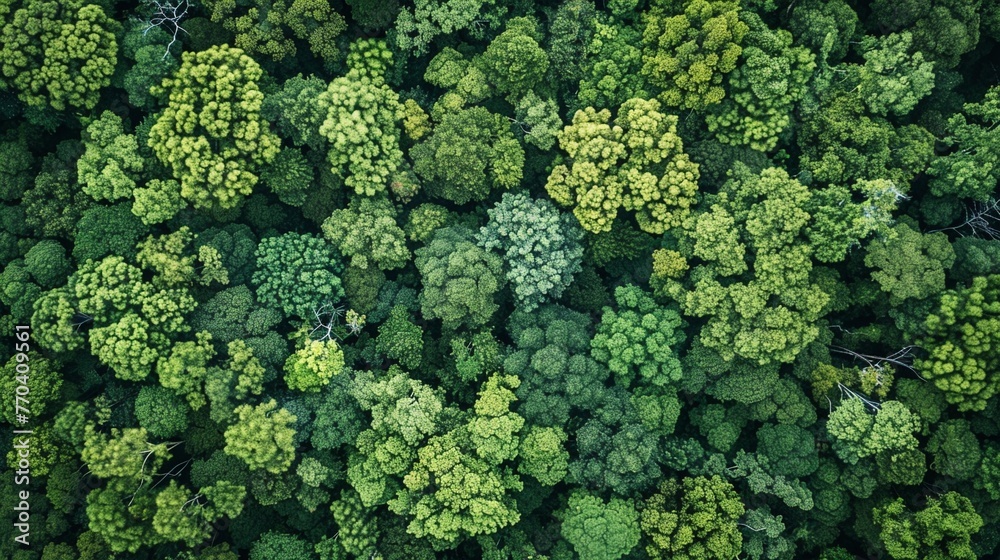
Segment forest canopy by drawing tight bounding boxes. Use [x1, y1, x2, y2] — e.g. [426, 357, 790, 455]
[2, 0, 1000, 559]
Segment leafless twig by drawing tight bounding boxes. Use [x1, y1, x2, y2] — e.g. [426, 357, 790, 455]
[310, 303, 346, 341]
[141, 0, 190, 60]
[149, 456, 191, 492]
[181, 493, 203, 511]
[72, 312, 93, 332]
[837, 382, 882, 412]
[344, 309, 366, 336]
[928, 198, 1000, 240]
[830, 345, 920, 377]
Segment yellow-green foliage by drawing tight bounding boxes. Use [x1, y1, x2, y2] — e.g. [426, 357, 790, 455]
[641, 0, 747, 110]
[284, 338, 345, 392]
[546, 98, 700, 234]
[149, 44, 280, 210]
[0, 0, 118, 110]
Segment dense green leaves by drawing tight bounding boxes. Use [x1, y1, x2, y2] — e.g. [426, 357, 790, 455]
[798, 93, 935, 186]
[640, 476, 744, 559]
[388, 431, 522, 548]
[78, 111, 144, 202]
[870, 0, 980, 69]
[913, 275, 1000, 411]
[415, 227, 503, 330]
[1, 0, 118, 110]
[577, 18, 647, 110]
[858, 32, 935, 117]
[375, 305, 424, 370]
[317, 39, 404, 197]
[479, 17, 549, 102]
[7, 1, 1000, 559]
[927, 419, 981, 480]
[412, 106, 524, 204]
[546, 98, 700, 234]
[505, 304, 610, 427]
[148, 45, 280, 211]
[518, 426, 569, 486]
[394, 0, 494, 54]
[134, 385, 189, 438]
[284, 338, 345, 392]
[322, 196, 410, 270]
[641, 0, 747, 110]
[667, 167, 838, 364]
[478, 192, 584, 311]
[562, 490, 640, 560]
[253, 233, 345, 320]
[705, 11, 815, 152]
[827, 398, 921, 465]
[928, 86, 1000, 201]
[206, 0, 346, 62]
[873, 492, 983, 560]
[0, 352, 61, 423]
[591, 285, 685, 388]
[224, 399, 297, 474]
[865, 222, 956, 305]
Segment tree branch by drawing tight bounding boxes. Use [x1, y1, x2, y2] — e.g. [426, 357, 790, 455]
[928, 198, 1000, 240]
[141, 0, 190, 60]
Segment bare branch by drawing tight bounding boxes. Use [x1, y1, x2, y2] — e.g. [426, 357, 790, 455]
[152, 457, 192, 483]
[837, 382, 882, 412]
[344, 309, 366, 336]
[127, 448, 159, 506]
[309, 302, 346, 341]
[181, 493, 204, 511]
[72, 312, 93, 332]
[141, 0, 190, 60]
[928, 198, 1000, 239]
[830, 345, 920, 376]
[506, 116, 531, 135]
